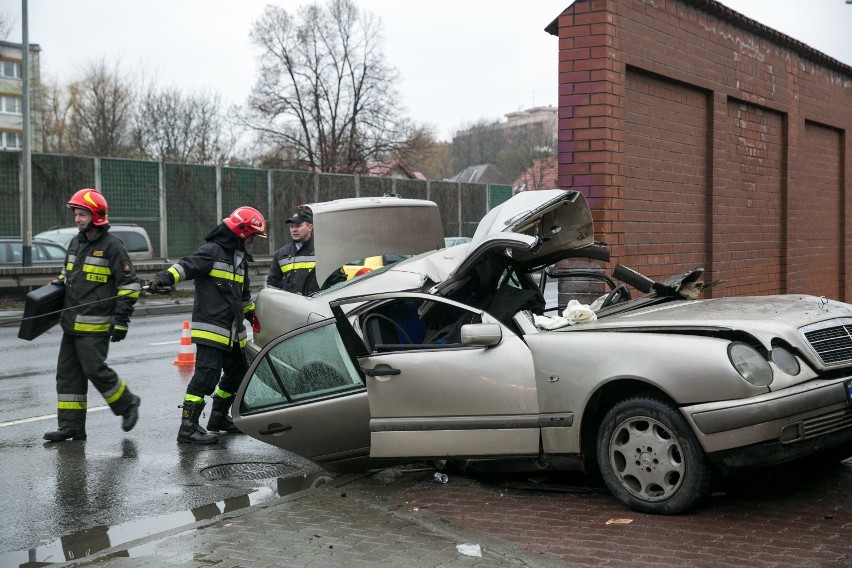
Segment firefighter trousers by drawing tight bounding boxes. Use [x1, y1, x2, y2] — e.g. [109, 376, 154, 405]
[184, 343, 248, 402]
[55, 332, 137, 430]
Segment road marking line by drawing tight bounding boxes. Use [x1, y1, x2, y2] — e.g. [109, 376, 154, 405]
[150, 340, 180, 345]
[0, 405, 110, 427]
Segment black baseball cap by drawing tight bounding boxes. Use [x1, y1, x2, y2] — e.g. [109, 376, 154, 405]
[285, 211, 313, 224]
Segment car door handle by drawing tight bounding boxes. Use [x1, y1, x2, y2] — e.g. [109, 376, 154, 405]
[364, 367, 401, 377]
[259, 424, 293, 435]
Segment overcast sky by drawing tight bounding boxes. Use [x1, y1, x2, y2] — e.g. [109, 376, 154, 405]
[1, 0, 850, 142]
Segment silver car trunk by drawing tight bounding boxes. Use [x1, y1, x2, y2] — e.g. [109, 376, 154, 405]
[308, 197, 445, 285]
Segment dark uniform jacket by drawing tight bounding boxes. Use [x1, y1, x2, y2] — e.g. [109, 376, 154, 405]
[266, 234, 346, 294]
[267, 234, 320, 295]
[156, 224, 254, 351]
[57, 227, 140, 335]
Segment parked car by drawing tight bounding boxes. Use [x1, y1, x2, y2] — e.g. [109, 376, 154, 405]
[0, 237, 68, 264]
[443, 236, 472, 248]
[35, 223, 155, 261]
[232, 190, 852, 515]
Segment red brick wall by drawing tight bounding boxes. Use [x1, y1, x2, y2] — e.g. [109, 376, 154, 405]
[552, 0, 852, 299]
[623, 70, 709, 282]
[715, 101, 785, 296]
[789, 121, 844, 297]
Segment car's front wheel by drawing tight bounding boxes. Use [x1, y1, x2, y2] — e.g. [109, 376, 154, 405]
[596, 396, 712, 514]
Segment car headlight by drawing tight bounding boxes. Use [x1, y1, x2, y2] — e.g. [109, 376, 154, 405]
[728, 342, 773, 386]
[770, 346, 800, 376]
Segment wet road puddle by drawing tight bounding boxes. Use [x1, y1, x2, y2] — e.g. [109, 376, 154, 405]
[0, 470, 333, 566]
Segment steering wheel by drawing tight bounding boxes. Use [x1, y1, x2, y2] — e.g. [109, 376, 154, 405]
[361, 313, 414, 347]
[600, 284, 631, 309]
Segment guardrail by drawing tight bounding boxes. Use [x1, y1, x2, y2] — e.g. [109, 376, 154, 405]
[0, 257, 275, 292]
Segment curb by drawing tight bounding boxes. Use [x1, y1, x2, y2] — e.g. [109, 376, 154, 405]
[0, 299, 195, 328]
[55, 472, 372, 567]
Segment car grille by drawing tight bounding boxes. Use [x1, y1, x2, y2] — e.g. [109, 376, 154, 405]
[803, 324, 852, 365]
[801, 408, 852, 440]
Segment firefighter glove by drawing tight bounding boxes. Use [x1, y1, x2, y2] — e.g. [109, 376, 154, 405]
[245, 310, 255, 325]
[110, 323, 128, 343]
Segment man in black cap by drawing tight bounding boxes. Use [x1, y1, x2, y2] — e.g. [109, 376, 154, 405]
[267, 209, 344, 294]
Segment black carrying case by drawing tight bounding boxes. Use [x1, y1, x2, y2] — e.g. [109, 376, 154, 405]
[18, 283, 65, 341]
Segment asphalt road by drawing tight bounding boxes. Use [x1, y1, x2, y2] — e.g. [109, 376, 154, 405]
[0, 312, 326, 566]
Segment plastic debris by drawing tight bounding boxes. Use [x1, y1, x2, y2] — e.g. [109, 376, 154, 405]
[433, 472, 449, 483]
[605, 518, 633, 525]
[457, 543, 482, 557]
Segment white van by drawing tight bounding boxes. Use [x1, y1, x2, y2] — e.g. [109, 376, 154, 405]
[35, 224, 155, 261]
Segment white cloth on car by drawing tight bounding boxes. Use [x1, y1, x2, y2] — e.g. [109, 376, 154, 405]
[534, 300, 597, 330]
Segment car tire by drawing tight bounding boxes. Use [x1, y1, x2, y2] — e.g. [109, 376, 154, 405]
[596, 395, 712, 514]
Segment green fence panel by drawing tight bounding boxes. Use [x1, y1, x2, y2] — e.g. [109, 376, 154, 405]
[31, 154, 95, 233]
[0, 152, 20, 234]
[460, 182, 488, 238]
[270, 170, 315, 247]
[221, 167, 267, 217]
[101, 158, 161, 256]
[393, 179, 428, 200]
[3, 155, 512, 257]
[428, 181, 460, 237]
[487, 184, 513, 210]
[318, 173, 356, 203]
[359, 176, 393, 198]
[165, 163, 217, 258]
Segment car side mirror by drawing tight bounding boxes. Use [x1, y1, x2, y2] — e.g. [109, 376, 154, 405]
[460, 323, 502, 347]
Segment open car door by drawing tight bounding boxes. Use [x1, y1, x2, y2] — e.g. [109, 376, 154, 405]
[232, 319, 372, 473]
[330, 292, 541, 460]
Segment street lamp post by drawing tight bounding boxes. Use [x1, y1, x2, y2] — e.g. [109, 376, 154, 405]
[20, 0, 32, 267]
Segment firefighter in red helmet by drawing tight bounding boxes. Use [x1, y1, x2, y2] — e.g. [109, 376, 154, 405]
[150, 206, 267, 444]
[44, 189, 142, 442]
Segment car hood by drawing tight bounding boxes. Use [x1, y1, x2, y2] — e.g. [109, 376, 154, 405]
[308, 196, 445, 285]
[431, 189, 595, 294]
[573, 294, 852, 362]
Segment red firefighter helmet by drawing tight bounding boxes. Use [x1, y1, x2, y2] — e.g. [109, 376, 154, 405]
[224, 206, 267, 239]
[67, 189, 109, 226]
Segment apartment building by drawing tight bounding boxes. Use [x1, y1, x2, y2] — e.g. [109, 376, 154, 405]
[0, 40, 42, 151]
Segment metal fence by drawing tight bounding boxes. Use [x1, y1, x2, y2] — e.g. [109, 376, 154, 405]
[0, 153, 513, 258]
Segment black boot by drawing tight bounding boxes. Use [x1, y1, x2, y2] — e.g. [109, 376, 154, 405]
[177, 401, 219, 444]
[122, 394, 141, 432]
[207, 393, 241, 434]
[44, 427, 87, 442]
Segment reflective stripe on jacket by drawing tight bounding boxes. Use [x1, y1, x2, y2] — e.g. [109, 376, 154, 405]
[266, 234, 319, 295]
[58, 228, 140, 335]
[157, 240, 253, 351]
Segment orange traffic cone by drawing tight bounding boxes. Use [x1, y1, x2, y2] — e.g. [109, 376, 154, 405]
[173, 320, 196, 366]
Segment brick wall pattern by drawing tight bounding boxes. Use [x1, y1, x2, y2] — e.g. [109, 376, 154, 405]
[551, 0, 851, 299]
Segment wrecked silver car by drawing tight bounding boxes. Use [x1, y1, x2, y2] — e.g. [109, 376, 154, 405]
[233, 190, 852, 514]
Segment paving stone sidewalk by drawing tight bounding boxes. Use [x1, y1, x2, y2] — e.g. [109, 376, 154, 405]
[57, 470, 572, 568]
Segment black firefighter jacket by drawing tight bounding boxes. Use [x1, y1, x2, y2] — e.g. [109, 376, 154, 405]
[266, 234, 345, 294]
[156, 224, 254, 351]
[266, 234, 319, 295]
[58, 227, 140, 335]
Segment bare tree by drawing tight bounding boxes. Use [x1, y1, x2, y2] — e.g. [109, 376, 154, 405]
[64, 59, 135, 157]
[0, 13, 12, 40]
[403, 138, 454, 181]
[451, 116, 556, 182]
[244, 0, 420, 173]
[498, 119, 557, 182]
[451, 119, 507, 173]
[133, 85, 234, 164]
[40, 80, 74, 153]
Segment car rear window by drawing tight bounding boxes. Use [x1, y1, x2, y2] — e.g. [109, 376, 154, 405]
[113, 231, 149, 253]
[36, 242, 67, 261]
